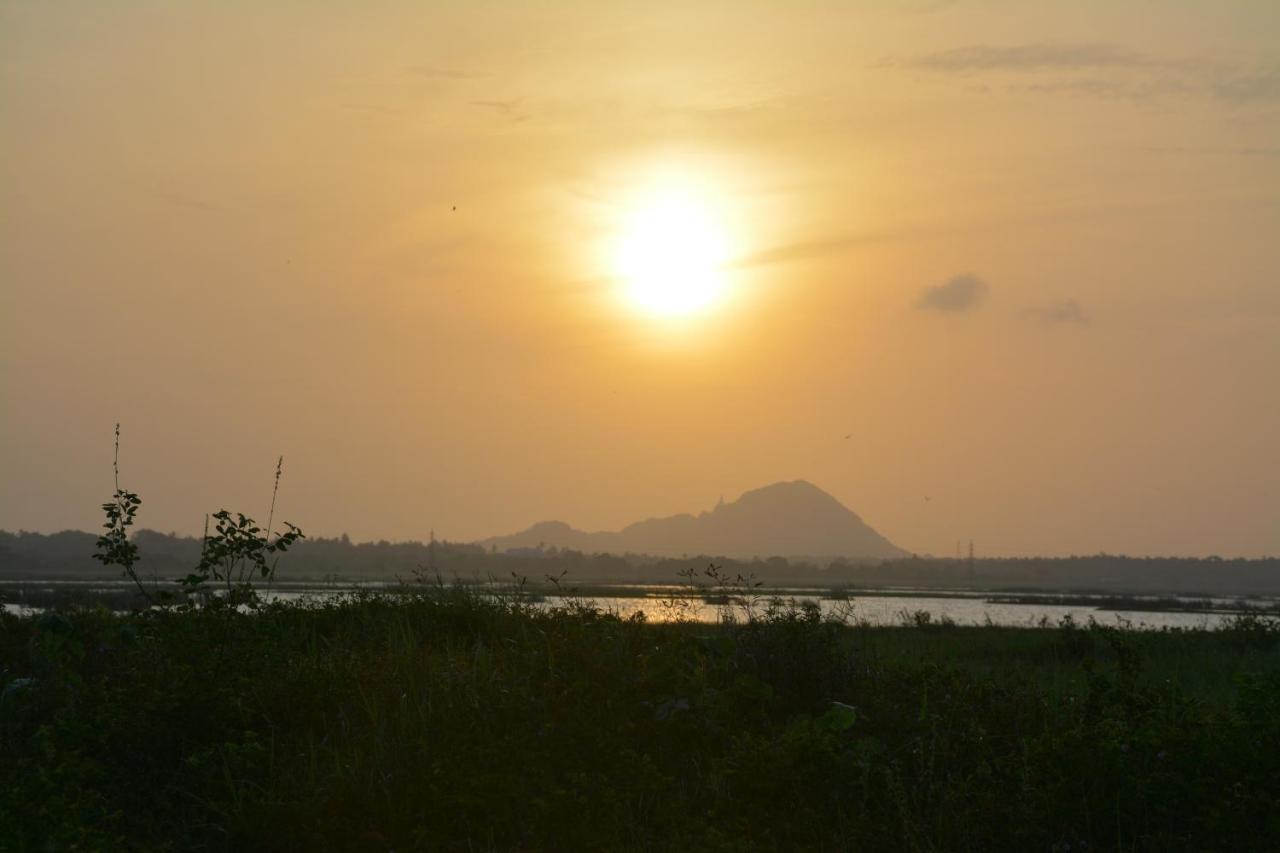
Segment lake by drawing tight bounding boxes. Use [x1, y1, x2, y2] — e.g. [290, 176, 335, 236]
[4, 579, 1272, 628]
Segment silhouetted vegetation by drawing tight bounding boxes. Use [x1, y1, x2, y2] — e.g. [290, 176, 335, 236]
[4, 528, 1280, 597]
[3, 584, 1279, 850]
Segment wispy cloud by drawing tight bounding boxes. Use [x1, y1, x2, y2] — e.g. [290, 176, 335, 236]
[1030, 299, 1089, 327]
[339, 102, 404, 117]
[897, 43, 1280, 105]
[1021, 76, 1191, 101]
[1212, 66, 1280, 103]
[1144, 144, 1280, 159]
[909, 43, 1147, 73]
[917, 274, 988, 313]
[733, 233, 894, 269]
[150, 188, 220, 212]
[406, 64, 482, 80]
[471, 98, 532, 123]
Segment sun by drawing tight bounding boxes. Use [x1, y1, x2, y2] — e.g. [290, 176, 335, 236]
[613, 187, 731, 317]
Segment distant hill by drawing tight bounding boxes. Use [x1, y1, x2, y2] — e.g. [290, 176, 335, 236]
[478, 480, 908, 560]
[5, 525, 1280, 594]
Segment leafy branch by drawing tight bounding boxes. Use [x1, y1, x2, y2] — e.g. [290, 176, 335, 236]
[91, 429, 303, 609]
[181, 457, 304, 607]
[91, 424, 150, 604]
[182, 512, 303, 605]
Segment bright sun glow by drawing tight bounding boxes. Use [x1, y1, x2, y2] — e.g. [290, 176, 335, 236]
[614, 188, 730, 317]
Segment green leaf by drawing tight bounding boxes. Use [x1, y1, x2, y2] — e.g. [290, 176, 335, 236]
[818, 702, 859, 733]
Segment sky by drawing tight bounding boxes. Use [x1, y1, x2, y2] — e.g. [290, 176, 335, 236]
[2, 0, 1278, 557]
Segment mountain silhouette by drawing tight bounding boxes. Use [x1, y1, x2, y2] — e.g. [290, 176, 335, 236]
[479, 480, 907, 559]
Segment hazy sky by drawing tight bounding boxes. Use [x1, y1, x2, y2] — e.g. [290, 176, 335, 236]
[3, 0, 1278, 557]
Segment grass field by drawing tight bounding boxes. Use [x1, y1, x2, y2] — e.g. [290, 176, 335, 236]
[3, 585, 1279, 851]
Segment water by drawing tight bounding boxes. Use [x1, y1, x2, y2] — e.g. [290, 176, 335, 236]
[258, 586, 1244, 628]
[533, 593, 1231, 629]
[2, 580, 1266, 629]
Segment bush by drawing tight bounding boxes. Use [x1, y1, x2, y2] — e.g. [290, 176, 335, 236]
[2, 587, 1278, 850]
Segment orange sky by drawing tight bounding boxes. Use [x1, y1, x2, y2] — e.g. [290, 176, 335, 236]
[2, 1, 1278, 556]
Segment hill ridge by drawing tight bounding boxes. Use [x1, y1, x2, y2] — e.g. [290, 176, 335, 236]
[478, 480, 906, 559]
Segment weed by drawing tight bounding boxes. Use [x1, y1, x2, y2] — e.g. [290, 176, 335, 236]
[2, 586, 1278, 850]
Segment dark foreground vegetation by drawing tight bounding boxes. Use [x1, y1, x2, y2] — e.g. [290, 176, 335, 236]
[3, 588, 1279, 851]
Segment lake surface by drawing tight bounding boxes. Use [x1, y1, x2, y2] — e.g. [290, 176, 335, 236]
[538, 593, 1234, 629]
[5, 579, 1270, 628]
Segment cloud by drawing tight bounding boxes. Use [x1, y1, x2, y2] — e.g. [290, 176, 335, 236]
[1144, 144, 1280, 158]
[909, 43, 1147, 73]
[907, 0, 958, 13]
[406, 64, 481, 80]
[917, 274, 988, 313]
[150, 188, 219, 212]
[732, 222, 941, 271]
[897, 43, 1280, 105]
[1021, 75, 1191, 101]
[471, 98, 532, 123]
[733, 232, 895, 269]
[339, 102, 403, 117]
[1031, 299, 1089, 327]
[1212, 66, 1280, 103]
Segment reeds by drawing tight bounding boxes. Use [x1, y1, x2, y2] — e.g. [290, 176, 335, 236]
[2, 583, 1277, 850]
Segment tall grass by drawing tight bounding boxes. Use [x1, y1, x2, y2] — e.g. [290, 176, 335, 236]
[2, 583, 1278, 851]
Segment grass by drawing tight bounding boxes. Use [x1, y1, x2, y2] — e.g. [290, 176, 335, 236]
[2, 584, 1279, 851]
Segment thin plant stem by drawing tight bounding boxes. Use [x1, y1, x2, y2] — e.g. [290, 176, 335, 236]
[264, 456, 284, 591]
[265, 456, 283, 545]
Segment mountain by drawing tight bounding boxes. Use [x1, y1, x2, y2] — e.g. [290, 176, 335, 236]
[478, 480, 907, 560]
